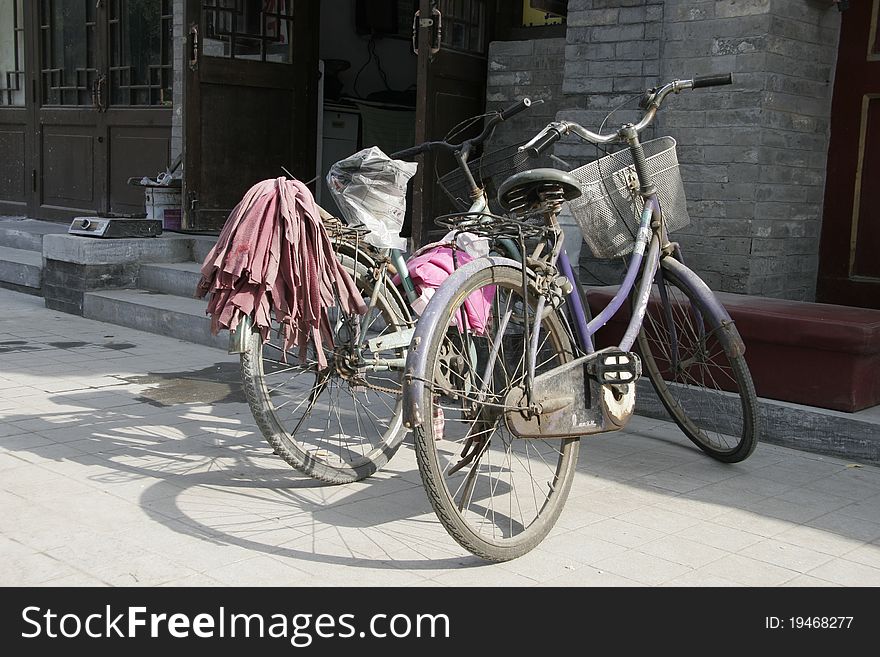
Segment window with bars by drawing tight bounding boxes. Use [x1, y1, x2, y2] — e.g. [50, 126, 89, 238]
[203, 0, 294, 63]
[439, 0, 485, 55]
[0, 0, 25, 106]
[109, 0, 173, 106]
[40, 0, 98, 106]
[39, 0, 172, 107]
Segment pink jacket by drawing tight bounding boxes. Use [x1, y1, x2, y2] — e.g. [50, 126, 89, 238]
[394, 244, 495, 335]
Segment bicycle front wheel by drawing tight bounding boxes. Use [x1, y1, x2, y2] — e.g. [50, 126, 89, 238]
[413, 265, 579, 561]
[636, 257, 758, 463]
[240, 252, 410, 484]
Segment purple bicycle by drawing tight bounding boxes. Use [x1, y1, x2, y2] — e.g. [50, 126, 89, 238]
[402, 74, 758, 561]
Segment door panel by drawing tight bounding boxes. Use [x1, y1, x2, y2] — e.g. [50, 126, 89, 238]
[0, 126, 27, 204]
[817, 0, 880, 308]
[183, 0, 319, 231]
[109, 125, 171, 212]
[40, 127, 96, 208]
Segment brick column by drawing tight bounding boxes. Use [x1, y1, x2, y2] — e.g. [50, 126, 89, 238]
[559, 0, 841, 301]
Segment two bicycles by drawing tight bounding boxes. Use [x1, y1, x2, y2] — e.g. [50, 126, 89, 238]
[237, 74, 759, 561]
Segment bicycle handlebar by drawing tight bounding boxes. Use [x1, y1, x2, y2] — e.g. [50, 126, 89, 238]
[692, 73, 733, 89]
[391, 98, 540, 161]
[520, 74, 733, 153]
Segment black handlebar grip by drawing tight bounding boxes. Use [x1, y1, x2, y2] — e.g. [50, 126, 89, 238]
[692, 73, 733, 89]
[500, 98, 533, 121]
[522, 128, 562, 158]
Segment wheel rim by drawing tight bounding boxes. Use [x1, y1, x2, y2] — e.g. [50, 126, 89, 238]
[423, 273, 576, 549]
[258, 280, 406, 473]
[639, 275, 750, 455]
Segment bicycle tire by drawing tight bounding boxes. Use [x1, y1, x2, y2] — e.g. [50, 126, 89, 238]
[412, 265, 579, 561]
[635, 257, 758, 463]
[240, 252, 411, 484]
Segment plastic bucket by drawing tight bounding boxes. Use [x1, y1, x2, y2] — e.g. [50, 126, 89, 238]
[144, 186, 182, 231]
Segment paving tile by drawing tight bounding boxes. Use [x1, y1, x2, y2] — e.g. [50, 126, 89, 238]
[806, 559, 880, 587]
[835, 496, 880, 525]
[583, 517, 666, 548]
[839, 543, 880, 570]
[740, 496, 830, 525]
[663, 570, 742, 587]
[710, 508, 797, 539]
[689, 554, 800, 586]
[430, 566, 538, 587]
[539, 529, 629, 564]
[591, 549, 692, 586]
[739, 538, 835, 573]
[615, 505, 702, 533]
[773, 522, 870, 557]
[638, 534, 729, 569]
[804, 472, 880, 501]
[539, 566, 642, 587]
[779, 574, 841, 587]
[1, 552, 84, 586]
[631, 470, 711, 494]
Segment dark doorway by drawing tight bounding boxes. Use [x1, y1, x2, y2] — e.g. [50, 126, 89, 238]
[817, 0, 880, 309]
[182, 0, 319, 231]
[410, 0, 495, 247]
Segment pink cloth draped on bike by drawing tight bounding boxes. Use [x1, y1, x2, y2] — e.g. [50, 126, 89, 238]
[393, 244, 494, 335]
[195, 177, 367, 369]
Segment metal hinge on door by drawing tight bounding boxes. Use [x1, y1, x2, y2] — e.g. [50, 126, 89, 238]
[412, 8, 442, 56]
[32, 170, 36, 192]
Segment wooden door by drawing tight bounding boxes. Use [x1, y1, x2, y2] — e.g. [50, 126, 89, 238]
[36, 1, 173, 220]
[0, 1, 173, 221]
[182, 0, 319, 231]
[0, 0, 30, 217]
[411, 0, 493, 247]
[817, 0, 880, 308]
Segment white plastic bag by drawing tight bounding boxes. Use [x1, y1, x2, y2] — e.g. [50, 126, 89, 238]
[326, 147, 418, 250]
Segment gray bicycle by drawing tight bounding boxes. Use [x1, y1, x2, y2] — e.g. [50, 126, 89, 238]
[402, 74, 759, 561]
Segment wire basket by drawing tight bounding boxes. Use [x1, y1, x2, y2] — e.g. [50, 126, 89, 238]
[438, 141, 537, 214]
[567, 136, 689, 259]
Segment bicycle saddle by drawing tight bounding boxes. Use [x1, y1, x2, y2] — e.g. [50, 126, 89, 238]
[497, 168, 582, 213]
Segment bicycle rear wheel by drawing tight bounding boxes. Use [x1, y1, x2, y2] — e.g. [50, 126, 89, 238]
[413, 265, 579, 561]
[635, 257, 758, 463]
[240, 252, 410, 484]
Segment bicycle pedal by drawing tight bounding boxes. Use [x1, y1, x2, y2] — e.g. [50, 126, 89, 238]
[588, 350, 642, 385]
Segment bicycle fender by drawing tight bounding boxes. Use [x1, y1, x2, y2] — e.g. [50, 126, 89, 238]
[402, 256, 521, 429]
[660, 257, 746, 358]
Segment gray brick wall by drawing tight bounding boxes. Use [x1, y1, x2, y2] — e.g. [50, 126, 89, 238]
[485, 38, 567, 152]
[554, 0, 841, 301]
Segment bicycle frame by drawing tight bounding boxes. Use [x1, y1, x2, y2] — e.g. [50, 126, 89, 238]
[559, 195, 661, 356]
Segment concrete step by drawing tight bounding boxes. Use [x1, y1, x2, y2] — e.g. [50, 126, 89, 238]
[139, 262, 204, 298]
[0, 218, 69, 251]
[0, 245, 43, 293]
[191, 235, 217, 265]
[635, 380, 880, 465]
[83, 288, 227, 350]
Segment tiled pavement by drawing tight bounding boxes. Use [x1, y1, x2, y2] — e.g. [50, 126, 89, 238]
[1, 288, 879, 587]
